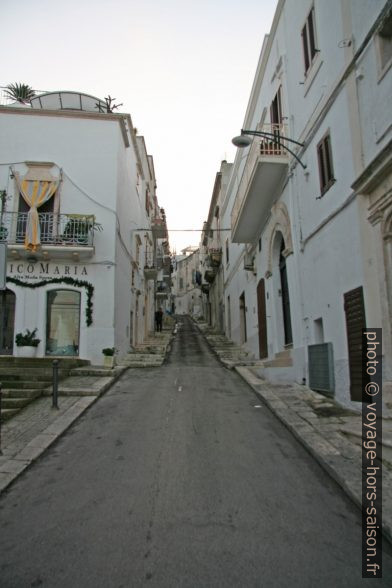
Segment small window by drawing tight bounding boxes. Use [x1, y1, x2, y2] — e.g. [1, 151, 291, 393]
[301, 7, 318, 75]
[179, 277, 184, 290]
[258, 238, 262, 252]
[225, 239, 229, 264]
[377, 13, 392, 73]
[317, 133, 335, 195]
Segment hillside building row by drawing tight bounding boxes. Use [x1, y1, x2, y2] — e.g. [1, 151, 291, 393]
[0, 90, 170, 365]
[174, 0, 392, 408]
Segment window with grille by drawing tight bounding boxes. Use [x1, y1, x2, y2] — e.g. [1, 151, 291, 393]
[317, 132, 335, 195]
[301, 7, 318, 75]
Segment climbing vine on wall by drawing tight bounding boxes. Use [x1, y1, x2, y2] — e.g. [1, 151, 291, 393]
[7, 277, 94, 326]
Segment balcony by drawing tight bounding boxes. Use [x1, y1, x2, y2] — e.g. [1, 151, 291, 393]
[231, 124, 289, 243]
[206, 248, 222, 268]
[0, 212, 100, 260]
[204, 269, 216, 284]
[151, 217, 167, 239]
[144, 266, 157, 280]
[156, 281, 169, 299]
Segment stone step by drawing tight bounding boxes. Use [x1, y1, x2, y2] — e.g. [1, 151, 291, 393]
[122, 354, 164, 361]
[132, 347, 166, 354]
[0, 380, 48, 390]
[0, 357, 89, 368]
[0, 368, 71, 379]
[0, 408, 19, 421]
[215, 349, 251, 356]
[1, 396, 32, 409]
[263, 357, 293, 368]
[119, 360, 163, 368]
[275, 349, 292, 360]
[1, 388, 43, 399]
[70, 367, 117, 377]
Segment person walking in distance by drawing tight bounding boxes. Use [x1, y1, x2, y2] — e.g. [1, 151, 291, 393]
[155, 307, 163, 332]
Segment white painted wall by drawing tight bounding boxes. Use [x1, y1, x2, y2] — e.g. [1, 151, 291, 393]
[215, 0, 391, 406]
[0, 106, 160, 365]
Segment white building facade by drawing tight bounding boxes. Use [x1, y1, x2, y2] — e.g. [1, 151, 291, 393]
[0, 91, 168, 365]
[213, 0, 391, 407]
[172, 247, 202, 317]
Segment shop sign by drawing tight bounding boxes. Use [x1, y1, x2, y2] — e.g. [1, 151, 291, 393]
[7, 262, 88, 281]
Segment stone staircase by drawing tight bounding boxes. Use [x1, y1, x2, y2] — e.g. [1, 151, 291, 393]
[117, 331, 173, 368]
[194, 324, 261, 369]
[195, 321, 295, 381]
[0, 357, 89, 421]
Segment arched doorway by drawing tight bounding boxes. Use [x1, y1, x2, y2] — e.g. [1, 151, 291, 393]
[279, 239, 293, 345]
[0, 289, 16, 355]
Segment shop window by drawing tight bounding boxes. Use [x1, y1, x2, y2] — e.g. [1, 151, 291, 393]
[46, 290, 81, 356]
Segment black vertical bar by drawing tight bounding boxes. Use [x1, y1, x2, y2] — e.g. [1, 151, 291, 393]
[0, 382, 2, 455]
[52, 360, 59, 409]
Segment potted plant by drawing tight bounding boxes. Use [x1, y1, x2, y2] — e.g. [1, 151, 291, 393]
[0, 225, 8, 241]
[102, 347, 116, 368]
[62, 215, 103, 245]
[15, 328, 41, 358]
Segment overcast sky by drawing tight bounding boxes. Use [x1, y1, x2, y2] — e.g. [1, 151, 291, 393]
[2, 0, 278, 253]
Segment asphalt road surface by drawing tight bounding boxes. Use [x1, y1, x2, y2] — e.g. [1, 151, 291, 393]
[1, 316, 391, 587]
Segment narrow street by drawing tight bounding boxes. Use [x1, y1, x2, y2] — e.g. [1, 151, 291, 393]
[0, 316, 391, 587]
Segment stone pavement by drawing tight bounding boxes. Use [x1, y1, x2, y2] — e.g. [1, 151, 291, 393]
[0, 366, 127, 495]
[0, 326, 175, 495]
[194, 319, 392, 545]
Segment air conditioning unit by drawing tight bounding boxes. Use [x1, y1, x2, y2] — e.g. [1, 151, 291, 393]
[243, 252, 255, 272]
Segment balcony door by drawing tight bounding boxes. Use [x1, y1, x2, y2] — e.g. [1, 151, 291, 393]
[46, 290, 81, 356]
[17, 193, 55, 244]
[0, 290, 15, 355]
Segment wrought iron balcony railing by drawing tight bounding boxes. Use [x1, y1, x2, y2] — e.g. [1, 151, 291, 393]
[0, 212, 101, 247]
